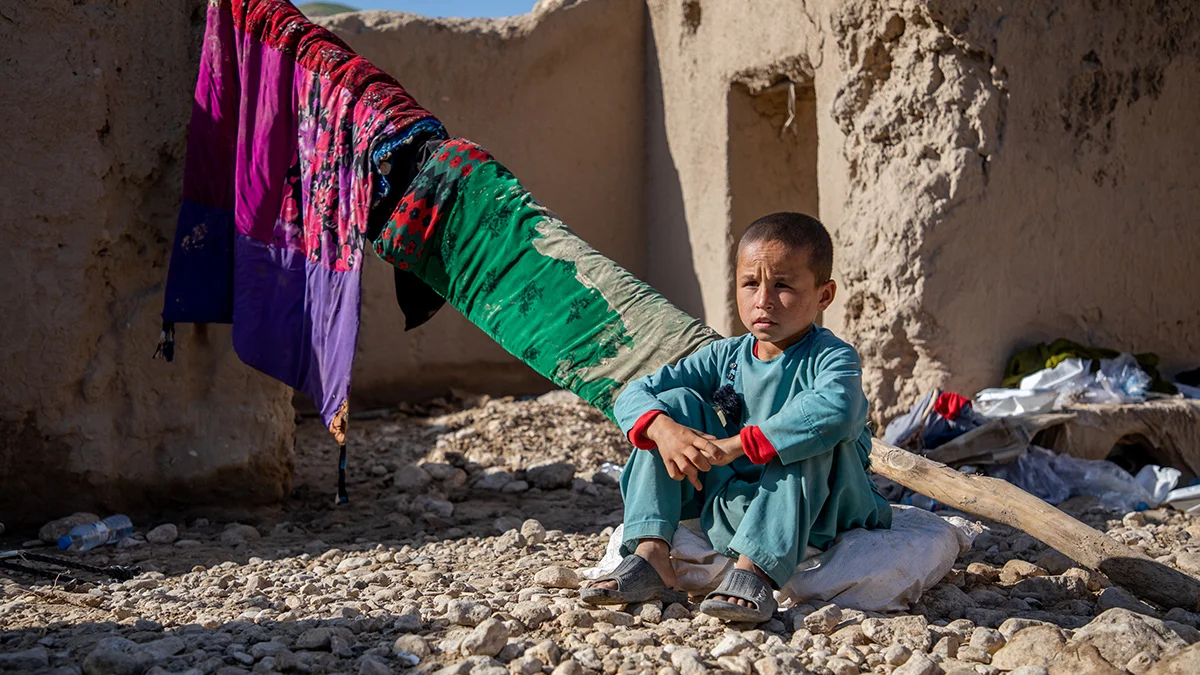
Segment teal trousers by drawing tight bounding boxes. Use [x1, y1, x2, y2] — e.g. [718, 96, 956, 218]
[620, 387, 835, 588]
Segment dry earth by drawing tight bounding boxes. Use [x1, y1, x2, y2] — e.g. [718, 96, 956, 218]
[3, 392, 1200, 675]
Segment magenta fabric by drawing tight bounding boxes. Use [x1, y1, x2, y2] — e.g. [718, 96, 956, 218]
[162, 0, 443, 438]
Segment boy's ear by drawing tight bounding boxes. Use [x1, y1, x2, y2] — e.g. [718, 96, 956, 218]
[817, 279, 837, 311]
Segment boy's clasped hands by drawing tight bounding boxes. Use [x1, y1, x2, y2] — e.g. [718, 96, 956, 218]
[642, 414, 744, 490]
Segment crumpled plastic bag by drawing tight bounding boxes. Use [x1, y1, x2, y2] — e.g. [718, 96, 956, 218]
[987, 448, 1071, 504]
[986, 446, 1155, 512]
[1086, 353, 1152, 404]
[580, 506, 978, 612]
[1049, 450, 1155, 511]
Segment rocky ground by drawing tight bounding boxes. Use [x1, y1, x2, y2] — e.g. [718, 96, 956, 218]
[2, 391, 1200, 675]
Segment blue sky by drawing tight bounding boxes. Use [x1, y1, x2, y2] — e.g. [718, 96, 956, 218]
[350, 1, 537, 18]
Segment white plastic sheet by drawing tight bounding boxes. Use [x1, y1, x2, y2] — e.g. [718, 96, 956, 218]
[1134, 464, 1181, 506]
[580, 506, 978, 612]
[974, 388, 1059, 417]
[986, 446, 1156, 512]
[1165, 484, 1200, 512]
[977, 353, 1153, 418]
[1020, 358, 1092, 398]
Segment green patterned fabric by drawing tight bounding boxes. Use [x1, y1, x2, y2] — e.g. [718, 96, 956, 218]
[374, 141, 718, 420]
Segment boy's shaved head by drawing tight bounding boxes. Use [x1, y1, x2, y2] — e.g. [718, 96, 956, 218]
[739, 212, 833, 284]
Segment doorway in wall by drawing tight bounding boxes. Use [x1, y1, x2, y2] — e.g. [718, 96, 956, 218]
[726, 78, 820, 334]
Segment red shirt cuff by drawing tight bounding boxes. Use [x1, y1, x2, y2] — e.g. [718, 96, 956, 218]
[740, 426, 778, 464]
[628, 410, 665, 450]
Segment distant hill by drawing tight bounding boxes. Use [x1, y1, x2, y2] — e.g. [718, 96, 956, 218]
[298, 2, 358, 17]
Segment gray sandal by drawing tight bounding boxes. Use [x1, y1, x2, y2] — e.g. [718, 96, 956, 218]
[699, 568, 777, 623]
[580, 555, 687, 606]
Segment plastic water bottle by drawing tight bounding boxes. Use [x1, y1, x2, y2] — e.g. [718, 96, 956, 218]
[57, 515, 134, 552]
[599, 462, 624, 482]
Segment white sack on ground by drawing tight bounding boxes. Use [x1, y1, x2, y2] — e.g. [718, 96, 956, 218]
[580, 505, 978, 612]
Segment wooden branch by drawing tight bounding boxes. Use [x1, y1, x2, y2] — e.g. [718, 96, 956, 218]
[869, 438, 1200, 611]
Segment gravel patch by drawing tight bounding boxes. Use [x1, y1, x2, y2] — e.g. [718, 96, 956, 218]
[3, 392, 1199, 673]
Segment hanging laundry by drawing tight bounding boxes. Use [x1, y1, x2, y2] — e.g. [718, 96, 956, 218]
[160, 0, 447, 445]
[371, 143, 720, 420]
[161, 0, 717, 439]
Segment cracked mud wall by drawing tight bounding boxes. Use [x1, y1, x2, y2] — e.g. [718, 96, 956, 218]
[645, 0, 1198, 421]
[319, 0, 647, 407]
[644, 0, 826, 333]
[0, 0, 295, 526]
[824, 0, 1200, 420]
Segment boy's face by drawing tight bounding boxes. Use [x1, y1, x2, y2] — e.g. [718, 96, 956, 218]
[736, 239, 836, 345]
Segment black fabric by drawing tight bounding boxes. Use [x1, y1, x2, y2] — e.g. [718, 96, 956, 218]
[394, 268, 446, 330]
[368, 137, 447, 330]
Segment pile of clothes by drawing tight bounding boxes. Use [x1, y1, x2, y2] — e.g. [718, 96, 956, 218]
[880, 339, 1200, 514]
[975, 339, 1185, 417]
[883, 390, 986, 451]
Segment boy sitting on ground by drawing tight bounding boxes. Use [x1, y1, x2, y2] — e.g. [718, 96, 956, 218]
[581, 212, 892, 623]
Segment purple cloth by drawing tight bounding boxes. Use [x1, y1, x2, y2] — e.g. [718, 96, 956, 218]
[161, 0, 443, 438]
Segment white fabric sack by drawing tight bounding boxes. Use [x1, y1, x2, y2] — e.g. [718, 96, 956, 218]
[778, 507, 977, 612]
[579, 506, 978, 612]
[579, 520, 763, 595]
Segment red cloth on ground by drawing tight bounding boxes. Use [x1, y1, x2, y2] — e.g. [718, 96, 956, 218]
[933, 391, 972, 420]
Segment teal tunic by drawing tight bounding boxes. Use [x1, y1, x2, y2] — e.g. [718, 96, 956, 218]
[612, 326, 892, 587]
